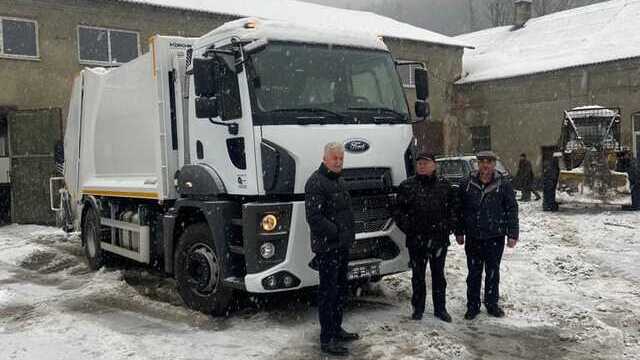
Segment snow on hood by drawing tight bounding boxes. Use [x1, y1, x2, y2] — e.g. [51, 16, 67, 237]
[456, 0, 640, 83]
[114, 0, 472, 48]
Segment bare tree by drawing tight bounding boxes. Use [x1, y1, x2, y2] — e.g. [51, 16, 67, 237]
[468, 0, 477, 31]
[486, 0, 513, 26]
[532, 0, 571, 16]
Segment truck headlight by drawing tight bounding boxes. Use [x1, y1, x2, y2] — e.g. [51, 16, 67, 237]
[261, 214, 278, 232]
[260, 242, 276, 259]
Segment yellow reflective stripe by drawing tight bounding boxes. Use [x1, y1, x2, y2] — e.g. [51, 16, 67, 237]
[82, 189, 159, 200]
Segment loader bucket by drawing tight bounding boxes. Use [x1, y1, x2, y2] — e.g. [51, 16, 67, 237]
[556, 169, 632, 205]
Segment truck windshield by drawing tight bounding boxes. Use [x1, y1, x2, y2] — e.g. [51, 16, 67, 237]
[247, 42, 410, 125]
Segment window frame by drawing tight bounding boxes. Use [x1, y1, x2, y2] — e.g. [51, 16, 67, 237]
[397, 59, 419, 88]
[0, 16, 40, 60]
[471, 125, 492, 152]
[77, 25, 140, 66]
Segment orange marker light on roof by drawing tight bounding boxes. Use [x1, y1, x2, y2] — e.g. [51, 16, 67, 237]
[245, 20, 257, 29]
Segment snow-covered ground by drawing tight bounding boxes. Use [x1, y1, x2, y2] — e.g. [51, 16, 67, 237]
[1, 202, 639, 359]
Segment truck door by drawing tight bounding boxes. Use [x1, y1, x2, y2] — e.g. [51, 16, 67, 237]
[8, 108, 62, 224]
[189, 56, 259, 195]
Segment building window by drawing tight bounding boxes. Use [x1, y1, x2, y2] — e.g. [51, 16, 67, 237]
[77, 26, 139, 65]
[471, 126, 491, 152]
[397, 60, 420, 88]
[0, 17, 39, 59]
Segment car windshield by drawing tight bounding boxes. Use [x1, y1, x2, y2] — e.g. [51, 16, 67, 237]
[437, 160, 465, 177]
[247, 42, 410, 125]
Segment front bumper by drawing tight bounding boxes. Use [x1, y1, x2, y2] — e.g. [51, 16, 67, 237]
[242, 201, 409, 293]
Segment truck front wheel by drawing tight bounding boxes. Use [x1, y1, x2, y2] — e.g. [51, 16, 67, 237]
[174, 223, 233, 316]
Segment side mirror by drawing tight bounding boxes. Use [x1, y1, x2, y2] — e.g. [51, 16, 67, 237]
[415, 101, 430, 119]
[243, 38, 269, 56]
[193, 58, 218, 97]
[195, 97, 219, 119]
[414, 67, 429, 101]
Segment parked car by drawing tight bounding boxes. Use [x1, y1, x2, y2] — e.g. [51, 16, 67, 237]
[436, 155, 512, 187]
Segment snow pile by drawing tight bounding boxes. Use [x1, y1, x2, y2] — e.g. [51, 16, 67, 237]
[456, 0, 640, 83]
[1, 203, 640, 359]
[116, 0, 471, 48]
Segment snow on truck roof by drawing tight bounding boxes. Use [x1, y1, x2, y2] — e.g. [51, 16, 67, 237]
[114, 0, 472, 48]
[195, 18, 388, 51]
[456, 0, 640, 84]
[566, 106, 619, 118]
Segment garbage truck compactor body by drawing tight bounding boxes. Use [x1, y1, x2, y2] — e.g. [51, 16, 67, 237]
[55, 18, 431, 314]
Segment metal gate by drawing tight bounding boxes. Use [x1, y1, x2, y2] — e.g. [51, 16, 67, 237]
[8, 108, 62, 224]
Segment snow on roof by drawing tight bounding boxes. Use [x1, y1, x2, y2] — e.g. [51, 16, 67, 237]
[456, 0, 640, 84]
[566, 105, 619, 118]
[195, 18, 388, 51]
[114, 0, 471, 48]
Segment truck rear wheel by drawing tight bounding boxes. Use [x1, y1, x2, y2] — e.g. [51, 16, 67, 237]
[82, 206, 109, 270]
[174, 223, 233, 316]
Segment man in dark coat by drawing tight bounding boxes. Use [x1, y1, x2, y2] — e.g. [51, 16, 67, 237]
[543, 152, 561, 212]
[516, 153, 540, 201]
[455, 151, 519, 320]
[618, 150, 640, 210]
[305, 142, 359, 357]
[394, 153, 456, 322]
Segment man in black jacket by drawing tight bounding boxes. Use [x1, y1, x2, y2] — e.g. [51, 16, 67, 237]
[455, 151, 519, 320]
[618, 150, 640, 210]
[394, 153, 456, 322]
[305, 142, 359, 357]
[516, 153, 540, 201]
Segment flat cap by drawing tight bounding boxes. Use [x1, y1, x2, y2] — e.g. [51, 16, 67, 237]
[476, 150, 497, 160]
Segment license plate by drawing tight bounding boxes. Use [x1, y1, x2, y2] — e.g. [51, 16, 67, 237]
[348, 261, 381, 281]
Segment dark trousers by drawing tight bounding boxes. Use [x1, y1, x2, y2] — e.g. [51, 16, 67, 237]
[408, 244, 448, 315]
[316, 248, 349, 344]
[521, 186, 541, 201]
[465, 237, 505, 311]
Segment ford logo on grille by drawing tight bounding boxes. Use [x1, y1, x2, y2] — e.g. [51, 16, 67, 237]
[344, 139, 370, 153]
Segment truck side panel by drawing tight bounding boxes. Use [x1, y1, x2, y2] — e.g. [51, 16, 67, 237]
[78, 54, 164, 200]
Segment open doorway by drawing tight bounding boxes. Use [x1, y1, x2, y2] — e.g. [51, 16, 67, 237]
[0, 106, 16, 224]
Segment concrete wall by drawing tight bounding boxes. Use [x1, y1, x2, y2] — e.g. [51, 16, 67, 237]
[0, 0, 234, 118]
[453, 58, 640, 174]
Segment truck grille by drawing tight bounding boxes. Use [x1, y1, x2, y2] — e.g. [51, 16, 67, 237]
[349, 236, 400, 261]
[352, 195, 394, 234]
[342, 168, 392, 191]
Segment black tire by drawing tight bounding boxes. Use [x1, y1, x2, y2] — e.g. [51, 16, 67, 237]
[82, 206, 109, 270]
[174, 223, 234, 316]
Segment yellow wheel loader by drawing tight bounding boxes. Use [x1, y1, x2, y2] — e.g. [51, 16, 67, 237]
[552, 106, 631, 207]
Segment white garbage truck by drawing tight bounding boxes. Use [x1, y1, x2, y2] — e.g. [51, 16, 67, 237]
[53, 18, 431, 315]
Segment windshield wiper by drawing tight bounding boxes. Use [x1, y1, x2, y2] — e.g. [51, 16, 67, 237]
[267, 107, 347, 120]
[347, 107, 407, 120]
